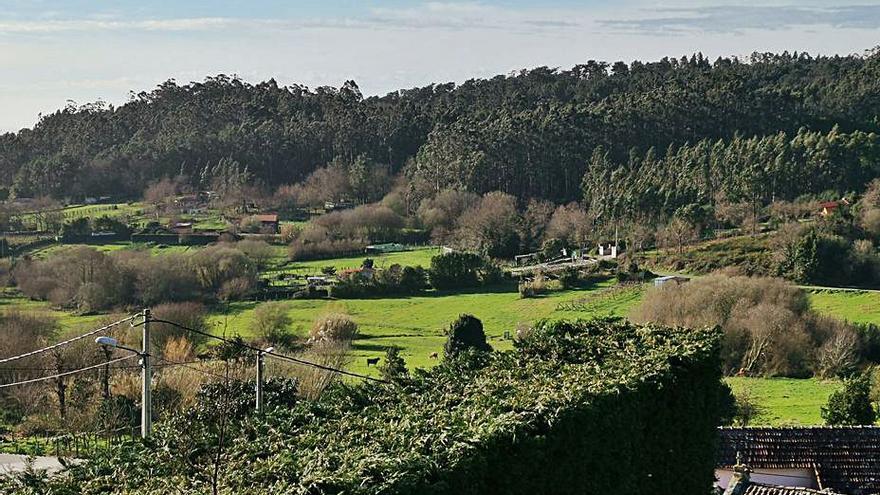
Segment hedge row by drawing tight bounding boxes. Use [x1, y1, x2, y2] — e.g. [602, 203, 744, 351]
[9, 318, 725, 495]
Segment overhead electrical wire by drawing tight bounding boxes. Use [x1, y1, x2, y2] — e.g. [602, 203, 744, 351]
[0, 355, 137, 389]
[0, 314, 139, 365]
[145, 318, 389, 384]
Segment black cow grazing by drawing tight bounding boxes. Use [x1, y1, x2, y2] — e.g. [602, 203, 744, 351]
[429, 352, 439, 359]
[366, 357, 380, 367]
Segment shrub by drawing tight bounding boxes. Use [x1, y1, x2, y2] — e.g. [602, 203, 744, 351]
[444, 314, 491, 358]
[821, 373, 877, 425]
[312, 204, 405, 242]
[118, 251, 200, 306]
[151, 302, 210, 352]
[288, 238, 366, 261]
[545, 203, 591, 247]
[330, 264, 427, 298]
[309, 313, 358, 343]
[558, 267, 579, 288]
[631, 274, 839, 377]
[399, 265, 428, 292]
[731, 386, 767, 426]
[518, 274, 562, 298]
[252, 301, 294, 346]
[279, 223, 301, 243]
[239, 215, 265, 234]
[14, 246, 132, 311]
[236, 239, 275, 269]
[189, 245, 257, 294]
[477, 259, 506, 285]
[428, 252, 484, 290]
[816, 321, 861, 378]
[378, 346, 408, 382]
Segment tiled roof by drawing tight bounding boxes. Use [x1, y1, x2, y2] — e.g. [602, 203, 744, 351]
[254, 214, 278, 222]
[743, 482, 840, 495]
[718, 427, 880, 495]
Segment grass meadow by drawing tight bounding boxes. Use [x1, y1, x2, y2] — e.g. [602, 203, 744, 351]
[807, 289, 880, 325]
[209, 280, 645, 374]
[725, 377, 840, 426]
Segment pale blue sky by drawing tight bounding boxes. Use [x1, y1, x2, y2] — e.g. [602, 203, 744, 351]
[1, 0, 878, 132]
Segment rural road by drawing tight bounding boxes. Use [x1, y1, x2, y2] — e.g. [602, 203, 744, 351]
[0, 454, 68, 474]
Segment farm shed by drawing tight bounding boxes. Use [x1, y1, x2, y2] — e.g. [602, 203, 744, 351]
[253, 214, 279, 233]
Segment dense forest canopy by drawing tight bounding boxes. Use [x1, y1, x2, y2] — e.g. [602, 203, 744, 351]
[1, 49, 879, 205]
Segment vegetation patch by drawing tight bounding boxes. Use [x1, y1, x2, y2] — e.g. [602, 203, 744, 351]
[4, 319, 726, 495]
[726, 377, 841, 426]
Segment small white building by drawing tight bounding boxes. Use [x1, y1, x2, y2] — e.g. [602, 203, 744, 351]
[597, 244, 618, 258]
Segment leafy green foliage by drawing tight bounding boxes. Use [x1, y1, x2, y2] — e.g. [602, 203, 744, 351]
[330, 264, 427, 298]
[0, 318, 725, 494]
[378, 346, 408, 382]
[821, 373, 877, 425]
[443, 314, 491, 358]
[427, 252, 484, 290]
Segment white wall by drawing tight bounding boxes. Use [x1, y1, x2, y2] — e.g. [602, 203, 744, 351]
[715, 468, 817, 490]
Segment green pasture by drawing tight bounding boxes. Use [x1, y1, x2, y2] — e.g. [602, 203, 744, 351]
[725, 377, 841, 426]
[285, 247, 441, 273]
[808, 289, 880, 326]
[208, 280, 645, 374]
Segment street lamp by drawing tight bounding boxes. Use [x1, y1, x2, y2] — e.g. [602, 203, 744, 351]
[95, 308, 151, 439]
[95, 336, 141, 356]
[256, 347, 274, 413]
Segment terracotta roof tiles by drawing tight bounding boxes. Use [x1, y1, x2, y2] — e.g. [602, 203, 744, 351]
[718, 427, 880, 495]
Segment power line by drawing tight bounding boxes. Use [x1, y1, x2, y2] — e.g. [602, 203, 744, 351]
[0, 355, 137, 389]
[146, 318, 389, 384]
[0, 314, 138, 365]
[154, 356, 228, 380]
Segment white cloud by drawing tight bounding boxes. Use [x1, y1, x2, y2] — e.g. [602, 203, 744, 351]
[0, 3, 588, 35]
[601, 4, 880, 33]
[0, 17, 245, 33]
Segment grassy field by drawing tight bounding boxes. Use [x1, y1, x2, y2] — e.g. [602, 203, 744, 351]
[808, 289, 880, 325]
[32, 242, 197, 258]
[284, 247, 441, 273]
[209, 280, 645, 374]
[725, 377, 841, 426]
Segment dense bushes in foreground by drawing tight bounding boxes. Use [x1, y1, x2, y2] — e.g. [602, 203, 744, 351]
[2, 318, 725, 495]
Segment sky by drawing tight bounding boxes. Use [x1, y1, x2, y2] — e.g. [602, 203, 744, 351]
[1, 0, 879, 132]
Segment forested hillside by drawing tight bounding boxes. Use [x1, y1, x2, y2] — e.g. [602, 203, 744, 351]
[1, 50, 879, 203]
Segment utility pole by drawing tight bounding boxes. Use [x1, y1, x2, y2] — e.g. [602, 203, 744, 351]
[256, 351, 264, 414]
[141, 308, 152, 438]
[255, 347, 272, 414]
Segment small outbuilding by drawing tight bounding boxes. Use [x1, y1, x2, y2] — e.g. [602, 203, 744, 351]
[254, 214, 279, 234]
[653, 275, 690, 287]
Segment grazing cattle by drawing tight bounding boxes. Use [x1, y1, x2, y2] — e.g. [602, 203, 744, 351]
[429, 352, 439, 359]
[366, 357, 380, 367]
